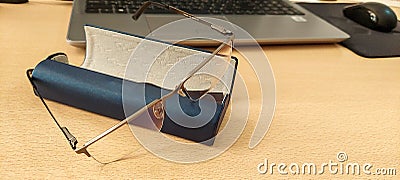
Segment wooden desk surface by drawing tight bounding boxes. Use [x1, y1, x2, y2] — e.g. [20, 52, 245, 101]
[0, 1, 399, 179]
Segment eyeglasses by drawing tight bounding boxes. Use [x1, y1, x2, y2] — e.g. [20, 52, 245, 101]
[27, 1, 234, 164]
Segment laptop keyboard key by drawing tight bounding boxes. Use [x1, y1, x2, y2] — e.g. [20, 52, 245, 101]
[101, 8, 113, 13]
[85, 8, 99, 13]
[116, 8, 127, 13]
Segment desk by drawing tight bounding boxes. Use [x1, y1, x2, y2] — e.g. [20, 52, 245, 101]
[0, 1, 399, 179]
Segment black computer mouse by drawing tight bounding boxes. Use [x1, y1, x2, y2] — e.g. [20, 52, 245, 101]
[343, 2, 398, 32]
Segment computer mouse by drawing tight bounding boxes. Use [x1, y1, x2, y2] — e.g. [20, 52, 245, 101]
[343, 2, 398, 32]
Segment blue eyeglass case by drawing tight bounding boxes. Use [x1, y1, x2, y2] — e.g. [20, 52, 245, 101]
[29, 26, 238, 145]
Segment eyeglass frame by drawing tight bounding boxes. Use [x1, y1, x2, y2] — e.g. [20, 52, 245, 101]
[26, 1, 234, 162]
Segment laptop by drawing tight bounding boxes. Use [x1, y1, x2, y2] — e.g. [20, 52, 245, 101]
[67, 0, 350, 46]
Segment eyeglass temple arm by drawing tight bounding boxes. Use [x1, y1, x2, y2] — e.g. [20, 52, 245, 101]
[132, 1, 234, 36]
[26, 69, 78, 150]
[179, 37, 233, 88]
[74, 92, 175, 157]
[132, 1, 234, 93]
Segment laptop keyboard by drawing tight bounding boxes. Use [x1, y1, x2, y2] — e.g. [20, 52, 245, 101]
[85, 0, 305, 15]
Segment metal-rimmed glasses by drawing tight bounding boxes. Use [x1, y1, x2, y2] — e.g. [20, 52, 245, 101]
[27, 1, 234, 164]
